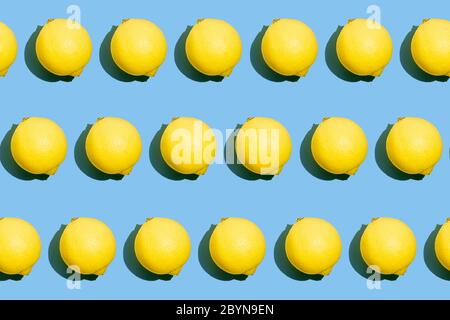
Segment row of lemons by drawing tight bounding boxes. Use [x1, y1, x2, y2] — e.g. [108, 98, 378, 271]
[7, 116, 443, 177]
[1, 216, 449, 278]
[1, 17, 450, 79]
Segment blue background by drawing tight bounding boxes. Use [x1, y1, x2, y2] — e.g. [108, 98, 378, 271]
[0, 0, 449, 299]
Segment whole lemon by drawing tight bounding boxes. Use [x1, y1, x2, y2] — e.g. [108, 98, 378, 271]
[285, 218, 342, 275]
[186, 18, 242, 76]
[0, 218, 41, 275]
[0, 22, 18, 76]
[111, 18, 167, 77]
[360, 217, 416, 275]
[11, 117, 68, 175]
[86, 117, 142, 175]
[36, 18, 92, 76]
[160, 117, 216, 175]
[311, 117, 368, 175]
[134, 218, 191, 275]
[262, 18, 318, 76]
[336, 18, 393, 76]
[435, 219, 450, 271]
[60, 217, 116, 275]
[235, 117, 292, 175]
[411, 18, 450, 76]
[209, 217, 266, 275]
[386, 117, 442, 175]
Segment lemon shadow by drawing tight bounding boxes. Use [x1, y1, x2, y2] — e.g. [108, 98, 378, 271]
[48, 224, 98, 281]
[400, 26, 449, 82]
[300, 125, 349, 181]
[74, 124, 124, 181]
[225, 125, 274, 181]
[325, 26, 375, 82]
[99, 26, 149, 82]
[0, 125, 49, 181]
[149, 124, 199, 181]
[349, 225, 399, 281]
[24, 26, 74, 82]
[198, 225, 248, 281]
[274, 225, 324, 281]
[424, 225, 450, 280]
[250, 26, 300, 82]
[123, 225, 174, 281]
[375, 125, 424, 180]
[0, 272, 23, 281]
[174, 26, 224, 82]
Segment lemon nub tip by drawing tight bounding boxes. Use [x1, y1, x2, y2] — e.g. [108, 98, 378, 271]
[421, 167, 434, 175]
[296, 68, 310, 77]
[371, 68, 384, 77]
[94, 267, 107, 276]
[169, 267, 182, 276]
[394, 267, 408, 276]
[320, 266, 333, 276]
[145, 68, 158, 77]
[19, 266, 33, 276]
[0, 68, 9, 77]
[220, 68, 233, 77]
[346, 167, 359, 175]
[120, 167, 133, 175]
[46, 167, 59, 175]
[243, 267, 257, 276]
[196, 166, 208, 175]
[71, 68, 84, 77]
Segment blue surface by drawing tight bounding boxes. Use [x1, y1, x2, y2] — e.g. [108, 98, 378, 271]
[0, 0, 449, 300]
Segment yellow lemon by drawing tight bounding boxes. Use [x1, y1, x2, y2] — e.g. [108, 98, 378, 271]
[86, 117, 142, 175]
[0, 218, 41, 275]
[262, 18, 318, 76]
[111, 18, 167, 77]
[236, 117, 292, 175]
[386, 117, 442, 175]
[360, 217, 416, 275]
[186, 18, 242, 76]
[435, 219, 450, 271]
[11, 117, 68, 175]
[134, 218, 191, 275]
[210, 218, 266, 275]
[411, 18, 450, 76]
[285, 218, 342, 275]
[160, 117, 216, 175]
[311, 117, 368, 175]
[336, 18, 393, 76]
[0, 22, 18, 76]
[60, 217, 116, 275]
[36, 18, 92, 76]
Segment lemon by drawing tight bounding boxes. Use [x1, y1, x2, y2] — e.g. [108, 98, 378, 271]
[186, 18, 242, 76]
[311, 117, 368, 175]
[360, 217, 416, 275]
[11, 117, 68, 175]
[0, 218, 41, 275]
[336, 18, 393, 76]
[160, 117, 216, 175]
[285, 218, 342, 275]
[236, 117, 292, 175]
[36, 18, 92, 76]
[435, 219, 450, 271]
[134, 218, 191, 275]
[60, 217, 116, 275]
[0, 22, 18, 76]
[86, 117, 142, 175]
[111, 18, 167, 77]
[386, 117, 442, 175]
[209, 218, 266, 275]
[261, 18, 318, 76]
[411, 18, 450, 76]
